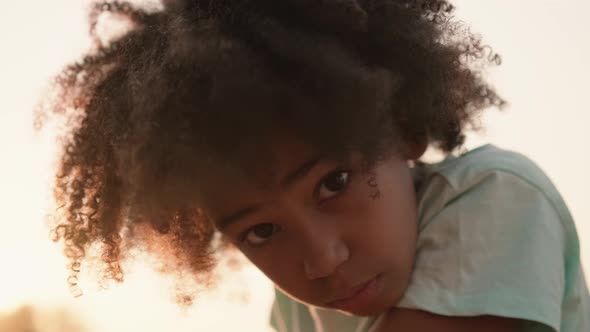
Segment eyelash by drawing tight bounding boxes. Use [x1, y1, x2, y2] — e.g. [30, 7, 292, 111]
[314, 169, 353, 204]
[239, 167, 353, 248]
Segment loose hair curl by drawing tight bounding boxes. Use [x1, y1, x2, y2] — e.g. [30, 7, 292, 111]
[37, 0, 504, 301]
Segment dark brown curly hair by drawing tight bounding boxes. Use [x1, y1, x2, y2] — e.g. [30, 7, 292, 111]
[37, 0, 504, 301]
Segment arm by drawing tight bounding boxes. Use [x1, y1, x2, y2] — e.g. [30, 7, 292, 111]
[374, 308, 523, 332]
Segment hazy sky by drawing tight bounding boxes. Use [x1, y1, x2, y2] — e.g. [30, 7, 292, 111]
[0, 1, 588, 331]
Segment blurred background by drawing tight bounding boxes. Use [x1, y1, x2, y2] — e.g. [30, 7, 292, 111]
[0, 1, 588, 331]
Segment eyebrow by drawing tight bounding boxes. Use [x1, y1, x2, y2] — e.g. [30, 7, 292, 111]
[216, 156, 322, 230]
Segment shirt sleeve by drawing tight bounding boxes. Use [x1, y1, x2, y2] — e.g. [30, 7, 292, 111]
[270, 288, 317, 332]
[397, 171, 566, 332]
[270, 288, 378, 332]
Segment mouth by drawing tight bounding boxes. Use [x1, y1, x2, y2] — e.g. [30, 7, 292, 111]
[326, 273, 383, 312]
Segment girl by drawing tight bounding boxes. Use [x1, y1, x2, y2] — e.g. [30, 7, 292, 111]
[38, 0, 589, 331]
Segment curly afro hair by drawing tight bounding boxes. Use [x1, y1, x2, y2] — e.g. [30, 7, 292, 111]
[37, 0, 504, 301]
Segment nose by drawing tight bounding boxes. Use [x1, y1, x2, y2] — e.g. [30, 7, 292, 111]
[303, 229, 350, 280]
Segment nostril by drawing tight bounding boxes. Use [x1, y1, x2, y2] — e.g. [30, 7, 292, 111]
[303, 259, 332, 280]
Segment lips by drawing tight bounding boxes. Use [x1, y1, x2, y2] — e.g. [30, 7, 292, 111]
[326, 273, 383, 312]
[330, 278, 374, 302]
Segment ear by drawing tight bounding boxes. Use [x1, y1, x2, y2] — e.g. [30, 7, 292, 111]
[402, 140, 427, 161]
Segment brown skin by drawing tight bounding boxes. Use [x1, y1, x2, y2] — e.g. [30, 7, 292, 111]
[41, 1, 506, 296]
[375, 309, 523, 331]
[208, 138, 524, 330]
[207, 138, 420, 317]
[39, 1, 521, 328]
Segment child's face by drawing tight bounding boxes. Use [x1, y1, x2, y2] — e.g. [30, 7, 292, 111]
[208, 139, 418, 316]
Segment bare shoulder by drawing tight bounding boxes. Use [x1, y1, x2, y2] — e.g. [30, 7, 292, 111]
[373, 308, 523, 332]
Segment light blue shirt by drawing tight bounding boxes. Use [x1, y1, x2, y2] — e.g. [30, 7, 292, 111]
[270, 145, 590, 332]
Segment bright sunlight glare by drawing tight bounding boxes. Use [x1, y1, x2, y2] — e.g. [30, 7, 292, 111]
[0, 1, 588, 331]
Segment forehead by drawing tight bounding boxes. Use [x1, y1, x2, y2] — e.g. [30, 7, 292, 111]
[199, 136, 319, 214]
[267, 136, 318, 180]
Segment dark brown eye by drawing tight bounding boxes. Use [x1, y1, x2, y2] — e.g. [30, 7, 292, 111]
[244, 223, 279, 246]
[317, 170, 351, 201]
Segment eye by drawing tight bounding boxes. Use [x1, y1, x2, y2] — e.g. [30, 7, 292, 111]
[315, 170, 351, 202]
[243, 223, 280, 246]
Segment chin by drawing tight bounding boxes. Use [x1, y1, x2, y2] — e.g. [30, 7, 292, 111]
[346, 301, 391, 317]
[323, 296, 393, 317]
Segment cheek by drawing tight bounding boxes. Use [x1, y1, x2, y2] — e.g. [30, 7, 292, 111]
[363, 198, 417, 262]
[351, 166, 418, 270]
[240, 244, 305, 295]
[371, 167, 419, 299]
